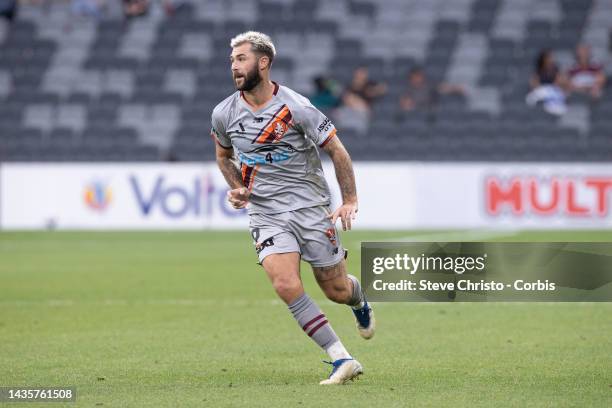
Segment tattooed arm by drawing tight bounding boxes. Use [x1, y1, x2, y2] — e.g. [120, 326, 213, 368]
[215, 143, 249, 209]
[322, 136, 358, 230]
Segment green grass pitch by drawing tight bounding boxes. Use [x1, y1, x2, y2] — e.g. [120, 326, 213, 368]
[1, 230, 611, 407]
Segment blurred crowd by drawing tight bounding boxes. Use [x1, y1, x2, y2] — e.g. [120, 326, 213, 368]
[312, 42, 607, 135]
[0, 0, 186, 21]
[526, 44, 607, 115]
[311, 64, 467, 133]
[1, 1, 608, 128]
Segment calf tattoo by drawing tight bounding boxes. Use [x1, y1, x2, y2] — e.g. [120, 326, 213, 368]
[313, 264, 344, 282]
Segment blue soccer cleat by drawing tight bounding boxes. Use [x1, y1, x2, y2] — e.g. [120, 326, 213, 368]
[319, 358, 363, 385]
[352, 301, 375, 339]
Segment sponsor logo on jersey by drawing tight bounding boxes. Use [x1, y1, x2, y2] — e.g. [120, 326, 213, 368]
[247, 142, 297, 155]
[317, 117, 332, 133]
[239, 142, 297, 166]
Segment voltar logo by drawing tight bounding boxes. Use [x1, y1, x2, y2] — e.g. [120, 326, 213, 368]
[129, 174, 245, 218]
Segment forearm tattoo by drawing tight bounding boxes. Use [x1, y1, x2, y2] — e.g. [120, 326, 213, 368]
[218, 156, 243, 189]
[332, 150, 357, 203]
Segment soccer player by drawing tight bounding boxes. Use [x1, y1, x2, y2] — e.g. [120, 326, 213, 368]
[211, 31, 375, 385]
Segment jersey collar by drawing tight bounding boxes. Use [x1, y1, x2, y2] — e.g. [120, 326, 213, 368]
[239, 81, 280, 114]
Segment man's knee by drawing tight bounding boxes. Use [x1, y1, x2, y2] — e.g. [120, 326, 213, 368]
[262, 252, 303, 302]
[272, 277, 303, 301]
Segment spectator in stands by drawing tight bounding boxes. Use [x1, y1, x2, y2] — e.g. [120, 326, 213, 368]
[398, 66, 465, 113]
[526, 49, 568, 115]
[72, 0, 107, 19]
[123, 0, 149, 18]
[0, 0, 17, 22]
[342, 66, 387, 113]
[162, 0, 187, 16]
[567, 44, 606, 100]
[311, 76, 342, 111]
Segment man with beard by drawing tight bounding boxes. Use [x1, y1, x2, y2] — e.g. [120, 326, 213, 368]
[211, 31, 374, 385]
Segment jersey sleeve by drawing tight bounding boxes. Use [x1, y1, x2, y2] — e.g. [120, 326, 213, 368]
[210, 109, 232, 149]
[296, 102, 337, 147]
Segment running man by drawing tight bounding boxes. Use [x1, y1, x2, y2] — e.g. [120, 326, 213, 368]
[211, 31, 375, 385]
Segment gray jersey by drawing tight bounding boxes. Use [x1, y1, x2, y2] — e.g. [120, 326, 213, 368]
[211, 82, 337, 215]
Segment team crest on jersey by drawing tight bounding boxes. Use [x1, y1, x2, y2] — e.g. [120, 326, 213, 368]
[274, 121, 288, 140]
[325, 228, 337, 246]
[253, 104, 293, 144]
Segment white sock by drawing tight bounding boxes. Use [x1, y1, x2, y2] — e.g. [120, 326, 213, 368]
[325, 340, 351, 361]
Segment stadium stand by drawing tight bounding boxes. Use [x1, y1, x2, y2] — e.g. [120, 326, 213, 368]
[0, 0, 611, 162]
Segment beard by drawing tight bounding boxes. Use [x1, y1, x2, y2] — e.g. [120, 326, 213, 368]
[234, 64, 262, 92]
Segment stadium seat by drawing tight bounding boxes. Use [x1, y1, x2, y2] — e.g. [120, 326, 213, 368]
[0, 0, 609, 162]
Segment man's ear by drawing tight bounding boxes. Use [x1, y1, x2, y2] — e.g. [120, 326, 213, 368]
[259, 56, 270, 71]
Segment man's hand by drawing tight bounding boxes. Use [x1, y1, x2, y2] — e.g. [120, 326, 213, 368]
[227, 187, 250, 209]
[328, 201, 358, 231]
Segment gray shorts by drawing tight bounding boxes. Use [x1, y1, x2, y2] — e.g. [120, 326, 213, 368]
[249, 205, 346, 267]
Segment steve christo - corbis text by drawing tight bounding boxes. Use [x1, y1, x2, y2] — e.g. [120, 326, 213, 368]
[370, 253, 556, 292]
